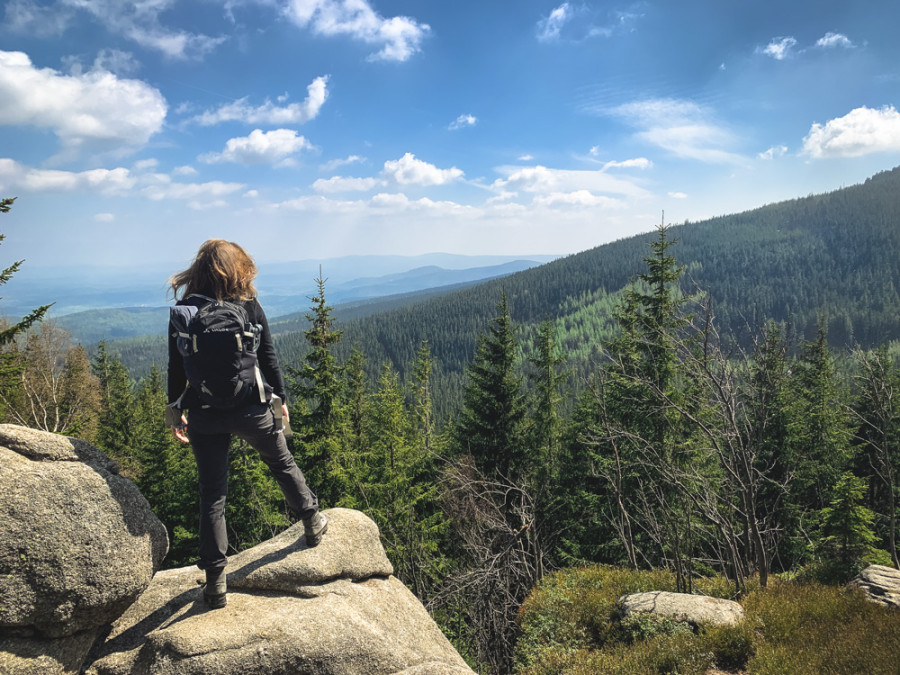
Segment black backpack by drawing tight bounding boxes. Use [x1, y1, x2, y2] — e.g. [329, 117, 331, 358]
[170, 295, 270, 409]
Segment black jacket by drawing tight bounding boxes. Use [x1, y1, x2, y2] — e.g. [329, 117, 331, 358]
[167, 295, 287, 406]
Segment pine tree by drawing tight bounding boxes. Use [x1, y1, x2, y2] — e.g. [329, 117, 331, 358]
[527, 319, 568, 478]
[92, 342, 139, 475]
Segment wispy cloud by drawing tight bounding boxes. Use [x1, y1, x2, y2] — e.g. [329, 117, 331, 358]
[608, 98, 744, 164]
[320, 155, 366, 172]
[537, 3, 572, 42]
[284, 0, 430, 62]
[199, 129, 313, 165]
[667, 191, 687, 199]
[0, 50, 166, 160]
[7, 0, 226, 59]
[491, 165, 650, 198]
[759, 36, 797, 60]
[449, 113, 477, 130]
[816, 32, 854, 49]
[193, 76, 329, 125]
[802, 106, 900, 158]
[758, 145, 788, 160]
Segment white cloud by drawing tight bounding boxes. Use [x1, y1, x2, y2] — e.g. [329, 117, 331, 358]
[758, 145, 788, 160]
[449, 113, 477, 130]
[537, 3, 572, 42]
[320, 155, 365, 171]
[492, 165, 649, 197]
[284, 0, 430, 62]
[601, 157, 653, 170]
[173, 165, 198, 176]
[0, 158, 136, 194]
[313, 176, 380, 193]
[133, 158, 159, 171]
[382, 153, 463, 185]
[4, 0, 72, 37]
[532, 190, 623, 208]
[66, 0, 224, 59]
[518, 154, 534, 162]
[140, 175, 245, 202]
[93, 49, 140, 76]
[194, 76, 329, 125]
[94, 212, 115, 222]
[816, 32, 853, 49]
[802, 106, 900, 158]
[0, 51, 166, 159]
[244, 189, 259, 198]
[667, 191, 687, 199]
[760, 36, 797, 60]
[610, 98, 744, 164]
[200, 129, 313, 165]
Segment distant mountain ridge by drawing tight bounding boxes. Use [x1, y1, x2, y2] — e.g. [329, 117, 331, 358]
[50, 259, 545, 343]
[266, 166, 900, 410]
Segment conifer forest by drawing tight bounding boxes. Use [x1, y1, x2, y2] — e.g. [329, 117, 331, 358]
[2, 170, 900, 674]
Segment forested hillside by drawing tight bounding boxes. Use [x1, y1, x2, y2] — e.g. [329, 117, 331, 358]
[265, 166, 900, 414]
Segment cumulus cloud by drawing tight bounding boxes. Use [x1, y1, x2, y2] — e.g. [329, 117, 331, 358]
[0, 158, 136, 194]
[760, 36, 797, 60]
[284, 0, 430, 62]
[609, 98, 744, 164]
[816, 32, 853, 49]
[173, 165, 198, 176]
[0, 51, 166, 158]
[518, 154, 534, 162]
[758, 145, 788, 160]
[537, 3, 572, 41]
[193, 76, 329, 125]
[802, 106, 900, 158]
[382, 153, 463, 185]
[667, 191, 687, 199]
[200, 129, 313, 165]
[310, 153, 463, 194]
[449, 113, 477, 130]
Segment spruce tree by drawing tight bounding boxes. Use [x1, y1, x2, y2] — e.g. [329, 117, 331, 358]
[456, 291, 527, 479]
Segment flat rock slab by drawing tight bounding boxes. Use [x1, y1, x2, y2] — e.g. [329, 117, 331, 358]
[228, 507, 394, 592]
[85, 509, 473, 675]
[848, 564, 900, 610]
[0, 425, 168, 638]
[0, 629, 99, 675]
[619, 591, 745, 627]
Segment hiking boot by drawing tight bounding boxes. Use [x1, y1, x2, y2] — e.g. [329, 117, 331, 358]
[203, 567, 227, 609]
[303, 511, 328, 547]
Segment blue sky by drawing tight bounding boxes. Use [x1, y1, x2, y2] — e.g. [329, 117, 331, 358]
[1, 0, 899, 270]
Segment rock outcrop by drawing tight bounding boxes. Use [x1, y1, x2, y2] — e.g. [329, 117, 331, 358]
[848, 564, 900, 610]
[0, 425, 168, 638]
[85, 508, 473, 675]
[0, 425, 473, 674]
[618, 591, 745, 627]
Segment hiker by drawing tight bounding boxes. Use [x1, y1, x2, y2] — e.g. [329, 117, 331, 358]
[166, 238, 327, 609]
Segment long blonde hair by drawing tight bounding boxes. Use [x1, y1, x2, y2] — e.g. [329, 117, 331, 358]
[169, 239, 257, 301]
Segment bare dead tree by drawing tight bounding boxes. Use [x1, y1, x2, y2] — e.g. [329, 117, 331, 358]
[433, 456, 561, 675]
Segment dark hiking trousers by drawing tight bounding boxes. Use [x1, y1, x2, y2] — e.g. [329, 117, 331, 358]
[187, 401, 318, 570]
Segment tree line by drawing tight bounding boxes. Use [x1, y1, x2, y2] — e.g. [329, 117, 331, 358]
[2, 196, 899, 674]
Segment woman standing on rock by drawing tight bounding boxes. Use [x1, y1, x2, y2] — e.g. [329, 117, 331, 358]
[166, 239, 327, 609]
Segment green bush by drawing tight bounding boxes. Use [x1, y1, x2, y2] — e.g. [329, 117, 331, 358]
[515, 566, 900, 675]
